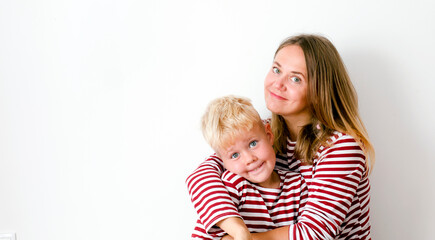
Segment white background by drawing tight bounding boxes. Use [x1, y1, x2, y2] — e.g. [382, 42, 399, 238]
[1, 0, 434, 239]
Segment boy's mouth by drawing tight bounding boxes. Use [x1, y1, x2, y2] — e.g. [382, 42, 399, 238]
[249, 162, 264, 173]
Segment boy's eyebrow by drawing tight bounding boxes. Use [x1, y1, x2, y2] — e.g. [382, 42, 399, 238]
[222, 147, 233, 154]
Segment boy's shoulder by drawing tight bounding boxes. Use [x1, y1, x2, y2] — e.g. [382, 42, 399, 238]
[222, 170, 245, 184]
[222, 171, 264, 190]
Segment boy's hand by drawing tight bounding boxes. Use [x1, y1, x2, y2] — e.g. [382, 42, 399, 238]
[216, 217, 252, 240]
[221, 231, 251, 240]
[232, 228, 252, 240]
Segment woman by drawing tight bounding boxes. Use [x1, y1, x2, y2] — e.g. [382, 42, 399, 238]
[186, 34, 375, 240]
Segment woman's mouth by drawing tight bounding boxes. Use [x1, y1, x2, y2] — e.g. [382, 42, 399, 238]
[270, 91, 287, 100]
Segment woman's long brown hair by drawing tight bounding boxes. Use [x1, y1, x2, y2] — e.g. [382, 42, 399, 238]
[270, 34, 375, 174]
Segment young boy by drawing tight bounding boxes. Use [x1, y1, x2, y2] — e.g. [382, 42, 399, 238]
[190, 95, 308, 240]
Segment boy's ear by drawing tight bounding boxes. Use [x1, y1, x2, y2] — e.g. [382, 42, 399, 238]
[264, 123, 274, 143]
[214, 149, 222, 159]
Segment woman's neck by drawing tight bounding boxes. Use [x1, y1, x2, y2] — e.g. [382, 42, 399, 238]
[283, 114, 311, 141]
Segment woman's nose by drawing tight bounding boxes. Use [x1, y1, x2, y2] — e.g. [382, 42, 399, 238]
[273, 75, 287, 90]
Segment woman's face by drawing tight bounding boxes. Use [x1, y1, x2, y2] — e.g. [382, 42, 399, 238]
[264, 45, 310, 122]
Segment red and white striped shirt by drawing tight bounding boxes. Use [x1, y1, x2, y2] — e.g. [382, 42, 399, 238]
[191, 170, 308, 239]
[186, 132, 371, 240]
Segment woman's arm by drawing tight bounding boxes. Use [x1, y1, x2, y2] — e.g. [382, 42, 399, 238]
[186, 154, 241, 232]
[252, 134, 368, 240]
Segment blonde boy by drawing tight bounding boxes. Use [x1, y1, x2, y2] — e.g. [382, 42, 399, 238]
[191, 95, 307, 240]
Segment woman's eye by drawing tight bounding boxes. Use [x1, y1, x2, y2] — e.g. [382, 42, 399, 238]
[249, 141, 257, 148]
[290, 76, 301, 83]
[272, 67, 280, 74]
[231, 153, 239, 159]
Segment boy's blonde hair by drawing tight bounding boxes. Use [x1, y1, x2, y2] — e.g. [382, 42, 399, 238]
[201, 95, 264, 152]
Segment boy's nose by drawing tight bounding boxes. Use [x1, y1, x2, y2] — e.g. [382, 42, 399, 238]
[245, 153, 257, 164]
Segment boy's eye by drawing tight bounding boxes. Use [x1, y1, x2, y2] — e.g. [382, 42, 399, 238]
[290, 76, 301, 83]
[249, 141, 257, 148]
[231, 153, 240, 159]
[272, 67, 280, 74]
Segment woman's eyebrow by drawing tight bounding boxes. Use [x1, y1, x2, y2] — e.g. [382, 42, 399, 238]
[291, 71, 305, 77]
[274, 61, 306, 78]
[273, 61, 282, 67]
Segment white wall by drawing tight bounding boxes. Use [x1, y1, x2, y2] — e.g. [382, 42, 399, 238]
[1, 0, 434, 239]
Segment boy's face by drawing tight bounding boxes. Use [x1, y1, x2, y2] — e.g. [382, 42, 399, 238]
[217, 123, 277, 188]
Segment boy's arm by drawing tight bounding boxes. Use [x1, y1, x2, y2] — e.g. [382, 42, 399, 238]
[217, 217, 252, 240]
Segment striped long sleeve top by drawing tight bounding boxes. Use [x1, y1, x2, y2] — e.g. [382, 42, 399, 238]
[186, 132, 372, 240]
[191, 170, 309, 239]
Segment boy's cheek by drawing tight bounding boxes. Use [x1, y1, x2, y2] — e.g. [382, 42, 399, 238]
[223, 162, 243, 175]
[221, 159, 233, 171]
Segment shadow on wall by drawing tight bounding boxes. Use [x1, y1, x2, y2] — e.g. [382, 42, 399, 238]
[344, 49, 432, 239]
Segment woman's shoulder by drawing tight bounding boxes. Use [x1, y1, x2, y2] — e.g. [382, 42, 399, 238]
[316, 131, 365, 160]
[324, 131, 361, 148]
[277, 169, 304, 183]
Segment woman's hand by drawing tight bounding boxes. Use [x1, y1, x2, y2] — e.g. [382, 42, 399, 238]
[217, 217, 252, 240]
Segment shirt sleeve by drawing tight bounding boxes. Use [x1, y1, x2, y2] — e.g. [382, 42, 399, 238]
[221, 171, 246, 207]
[186, 154, 241, 232]
[288, 134, 367, 240]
